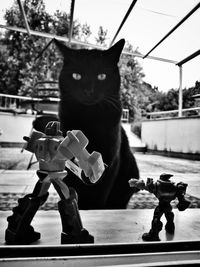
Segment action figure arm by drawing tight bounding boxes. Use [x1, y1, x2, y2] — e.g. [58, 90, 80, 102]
[129, 177, 156, 193]
[128, 178, 146, 190]
[23, 129, 44, 153]
[176, 182, 190, 211]
[55, 130, 105, 184]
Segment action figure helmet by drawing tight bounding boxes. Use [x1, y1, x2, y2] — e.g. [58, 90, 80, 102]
[159, 173, 173, 181]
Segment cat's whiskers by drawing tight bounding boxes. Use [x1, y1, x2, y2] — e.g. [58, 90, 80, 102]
[106, 95, 120, 105]
[60, 91, 121, 113]
[102, 96, 121, 112]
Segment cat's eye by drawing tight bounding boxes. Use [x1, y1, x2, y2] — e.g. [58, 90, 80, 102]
[97, 73, 106, 81]
[72, 73, 82, 80]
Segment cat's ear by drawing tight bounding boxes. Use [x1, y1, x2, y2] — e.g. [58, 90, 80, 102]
[106, 39, 125, 63]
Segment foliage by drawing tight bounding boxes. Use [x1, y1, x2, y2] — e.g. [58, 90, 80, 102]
[119, 43, 149, 122]
[95, 26, 107, 45]
[149, 81, 200, 113]
[0, 0, 85, 96]
[0, 42, 13, 94]
[154, 89, 179, 111]
[182, 81, 200, 108]
[131, 121, 141, 138]
[78, 23, 92, 42]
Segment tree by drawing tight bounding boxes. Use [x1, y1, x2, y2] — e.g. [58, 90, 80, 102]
[142, 80, 200, 116]
[0, 0, 81, 96]
[78, 23, 92, 43]
[183, 81, 200, 108]
[119, 44, 145, 122]
[0, 42, 11, 94]
[95, 26, 107, 45]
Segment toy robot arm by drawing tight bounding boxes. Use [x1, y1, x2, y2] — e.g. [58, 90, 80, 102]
[176, 182, 191, 211]
[129, 178, 146, 190]
[55, 130, 105, 184]
[177, 182, 188, 195]
[84, 151, 105, 183]
[145, 178, 156, 193]
[23, 129, 44, 153]
[55, 130, 89, 161]
[129, 177, 156, 193]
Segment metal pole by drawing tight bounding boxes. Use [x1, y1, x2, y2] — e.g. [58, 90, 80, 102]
[34, 39, 54, 62]
[69, 0, 75, 45]
[143, 2, 200, 58]
[109, 0, 137, 47]
[177, 49, 200, 66]
[17, 0, 31, 35]
[0, 24, 178, 64]
[178, 65, 183, 117]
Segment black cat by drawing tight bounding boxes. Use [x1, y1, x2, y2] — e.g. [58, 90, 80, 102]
[54, 39, 139, 209]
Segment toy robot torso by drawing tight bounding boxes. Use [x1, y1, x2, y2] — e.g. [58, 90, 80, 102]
[155, 180, 177, 202]
[35, 135, 66, 172]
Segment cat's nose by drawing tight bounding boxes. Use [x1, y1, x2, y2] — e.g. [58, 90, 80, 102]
[84, 87, 94, 97]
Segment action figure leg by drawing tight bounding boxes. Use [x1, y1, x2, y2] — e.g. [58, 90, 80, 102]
[142, 205, 163, 241]
[52, 177, 94, 244]
[5, 171, 50, 245]
[164, 204, 175, 234]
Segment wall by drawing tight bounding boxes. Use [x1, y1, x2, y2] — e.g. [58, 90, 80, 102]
[141, 116, 200, 156]
[0, 112, 34, 146]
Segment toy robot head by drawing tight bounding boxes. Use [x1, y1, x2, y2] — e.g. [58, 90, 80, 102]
[45, 121, 63, 136]
[159, 173, 173, 181]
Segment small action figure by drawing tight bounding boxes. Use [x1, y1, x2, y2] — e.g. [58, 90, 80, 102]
[129, 173, 190, 241]
[5, 121, 105, 245]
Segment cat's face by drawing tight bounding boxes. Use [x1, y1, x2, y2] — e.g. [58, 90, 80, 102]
[55, 39, 125, 106]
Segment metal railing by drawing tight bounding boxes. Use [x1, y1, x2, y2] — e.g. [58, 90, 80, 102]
[146, 107, 200, 119]
[121, 109, 129, 122]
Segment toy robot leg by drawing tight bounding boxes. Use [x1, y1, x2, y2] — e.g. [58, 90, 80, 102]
[5, 192, 49, 245]
[58, 187, 94, 244]
[142, 217, 163, 241]
[165, 211, 175, 234]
